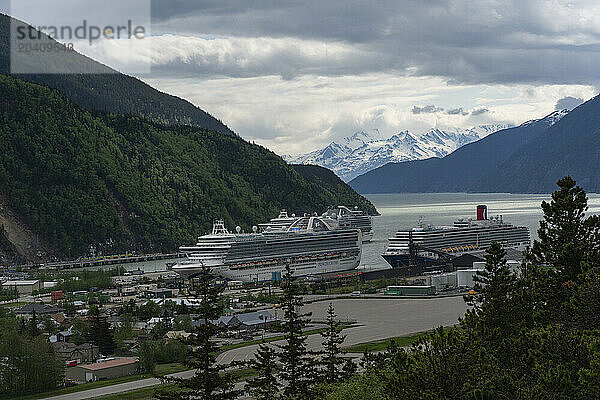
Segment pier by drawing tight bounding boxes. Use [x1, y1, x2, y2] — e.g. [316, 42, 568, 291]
[5, 253, 186, 272]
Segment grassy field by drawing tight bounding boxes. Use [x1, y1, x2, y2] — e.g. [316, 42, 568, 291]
[11, 363, 186, 400]
[219, 323, 355, 352]
[93, 384, 177, 400]
[92, 369, 257, 400]
[343, 326, 458, 353]
[0, 301, 30, 308]
[343, 332, 427, 353]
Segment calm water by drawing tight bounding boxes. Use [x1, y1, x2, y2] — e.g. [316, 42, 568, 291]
[360, 193, 600, 270]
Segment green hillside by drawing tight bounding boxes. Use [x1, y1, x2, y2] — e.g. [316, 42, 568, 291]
[0, 75, 375, 259]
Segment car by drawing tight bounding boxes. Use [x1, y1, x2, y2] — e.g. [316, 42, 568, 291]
[351, 290, 361, 297]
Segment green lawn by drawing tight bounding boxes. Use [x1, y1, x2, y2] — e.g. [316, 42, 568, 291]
[93, 384, 178, 400]
[343, 332, 426, 353]
[344, 326, 458, 353]
[10, 363, 186, 400]
[219, 323, 355, 352]
[92, 368, 256, 400]
[0, 301, 30, 308]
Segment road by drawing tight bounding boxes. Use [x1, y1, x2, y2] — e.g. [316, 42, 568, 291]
[217, 296, 467, 364]
[43, 296, 467, 399]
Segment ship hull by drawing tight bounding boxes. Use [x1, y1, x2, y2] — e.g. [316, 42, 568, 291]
[381, 253, 438, 269]
[173, 253, 361, 282]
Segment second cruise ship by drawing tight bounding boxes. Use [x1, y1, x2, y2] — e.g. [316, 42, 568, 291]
[382, 205, 530, 269]
[259, 206, 374, 242]
[173, 216, 362, 282]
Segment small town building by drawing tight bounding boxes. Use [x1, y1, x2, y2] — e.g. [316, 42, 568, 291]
[147, 288, 173, 299]
[164, 330, 194, 341]
[51, 290, 64, 303]
[191, 310, 278, 332]
[2, 280, 41, 295]
[56, 330, 73, 342]
[235, 310, 278, 331]
[65, 358, 138, 383]
[14, 303, 64, 316]
[57, 343, 100, 364]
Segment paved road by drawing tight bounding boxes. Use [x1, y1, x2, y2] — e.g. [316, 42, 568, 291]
[217, 296, 467, 364]
[43, 296, 466, 399]
[42, 369, 195, 400]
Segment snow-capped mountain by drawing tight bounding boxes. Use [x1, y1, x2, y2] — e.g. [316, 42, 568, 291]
[284, 124, 512, 182]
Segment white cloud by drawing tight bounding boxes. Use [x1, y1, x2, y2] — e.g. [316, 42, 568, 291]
[144, 74, 596, 154]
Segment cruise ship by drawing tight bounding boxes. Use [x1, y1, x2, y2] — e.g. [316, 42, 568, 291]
[173, 216, 362, 282]
[259, 206, 374, 242]
[382, 205, 530, 269]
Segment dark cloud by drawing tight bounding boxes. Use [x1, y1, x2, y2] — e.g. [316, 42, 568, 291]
[446, 107, 468, 115]
[143, 0, 600, 85]
[412, 105, 444, 114]
[555, 96, 584, 111]
[471, 108, 490, 115]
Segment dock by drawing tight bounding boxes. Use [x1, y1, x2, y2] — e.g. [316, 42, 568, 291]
[5, 253, 186, 272]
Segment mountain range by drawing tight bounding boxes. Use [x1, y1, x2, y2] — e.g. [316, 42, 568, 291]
[348, 108, 595, 194]
[285, 124, 511, 181]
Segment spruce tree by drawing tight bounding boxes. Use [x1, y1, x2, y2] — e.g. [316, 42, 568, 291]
[320, 303, 347, 384]
[155, 263, 241, 400]
[530, 176, 599, 282]
[466, 242, 516, 335]
[277, 264, 316, 399]
[87, 306, 116, 355]
[29, 308, 40, 337]
[526, 176, 600, 325]
[245, 343, 278, 400]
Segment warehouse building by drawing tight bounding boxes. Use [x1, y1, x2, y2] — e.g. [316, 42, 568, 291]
[2, 279, 41, 295]
[65, 358, 138, 383]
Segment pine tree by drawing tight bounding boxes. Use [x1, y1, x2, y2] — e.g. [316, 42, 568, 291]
[525, 176, 600, 325]
[245, 343, 278, 400]
[466, 241, 516, 334]
[277, 264, 317, 399]
[155, 263, 241, 400]
[87, 307, 116, 356]
[530, 176, 599, 283]
[320, 303, 346, 384]
[29, 308, 40, 337]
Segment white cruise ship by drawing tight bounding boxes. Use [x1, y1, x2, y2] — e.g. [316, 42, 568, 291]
[173, 216, 362, 282]
[382, 205, 530, 269]
[259, 206, 373, 242]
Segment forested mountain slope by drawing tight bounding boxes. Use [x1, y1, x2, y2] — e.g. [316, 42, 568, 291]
[0, 75, 375, 260]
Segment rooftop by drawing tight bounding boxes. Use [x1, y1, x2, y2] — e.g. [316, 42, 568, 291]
[79, 358, 137, 371]
[14, 303, 64, 314]
[2, 280, 40, 285]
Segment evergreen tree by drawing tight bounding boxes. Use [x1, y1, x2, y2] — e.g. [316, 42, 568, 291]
[245, 343, 278, 400]
[87, 307, 116, 355]
[320, 303, 347, 384]
[530, 176, 599, 282]
[155, 263, 241, 400]
[466, 241, 517, 334]
[28, 308, 40, 337]
[138, 341, 156, 374]
[277, 264, 317, 399]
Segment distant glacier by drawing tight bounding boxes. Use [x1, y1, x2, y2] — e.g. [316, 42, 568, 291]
[283, 124, 512, 181]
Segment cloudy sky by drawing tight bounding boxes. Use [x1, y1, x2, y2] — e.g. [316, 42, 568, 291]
[8, 0, 600, 154]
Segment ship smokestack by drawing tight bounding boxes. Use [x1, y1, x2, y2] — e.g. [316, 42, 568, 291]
[477, 205, 487, 220]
